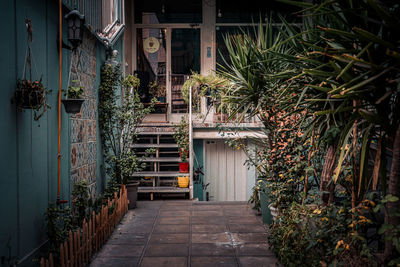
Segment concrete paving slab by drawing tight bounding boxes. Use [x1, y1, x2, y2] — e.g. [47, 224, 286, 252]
[229, 224, 267, 233]
[157, 216, 190, 225]
[89, 200, 278, 267]
[140, 257, 187, 267]
[191, 224, 228, 233]
[236, 243, 275, 256]
[231, 233, 268, 243]
[159, 210, 191, 217]
[90, 257, 140, 267]
[238, 256, 277, 267]
[144, 244, 189, 257]
[149, 233, 190, 244]
[97, 244, 144, 258]
[153, 224, 190, 233]
[191, 243, 235, 256]
[191, 216, 227, 224]
[191, 256, 237, 267]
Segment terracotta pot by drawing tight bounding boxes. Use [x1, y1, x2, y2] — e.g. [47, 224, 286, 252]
[179, 162, 189, 173]
[125, 181, 140, 209]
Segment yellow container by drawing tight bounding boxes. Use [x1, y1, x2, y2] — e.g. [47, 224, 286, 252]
[178, 176, 189, 188]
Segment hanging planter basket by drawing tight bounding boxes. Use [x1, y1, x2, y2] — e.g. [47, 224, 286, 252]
[62, 99, 84, 114]
[14, 78, 49, 120]
[15, 84, 45, 109]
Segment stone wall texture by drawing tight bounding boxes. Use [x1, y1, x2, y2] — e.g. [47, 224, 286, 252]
[70, 30, 97, 200]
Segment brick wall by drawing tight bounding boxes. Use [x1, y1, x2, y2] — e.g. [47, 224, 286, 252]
[69, 30, 98, 200]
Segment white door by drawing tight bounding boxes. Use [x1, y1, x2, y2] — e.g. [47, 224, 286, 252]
[205, 140, 248, 201]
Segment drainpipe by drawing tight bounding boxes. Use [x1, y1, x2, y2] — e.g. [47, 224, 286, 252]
[189, 85, 194, 199]
[57, 0, 62, 203]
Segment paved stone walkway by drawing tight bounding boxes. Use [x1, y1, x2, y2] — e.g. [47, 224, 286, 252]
[90, 200, 277, 267]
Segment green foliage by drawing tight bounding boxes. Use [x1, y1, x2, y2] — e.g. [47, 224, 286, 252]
[248, 183, 261, 212]
[15, 77, 51, 120]
[44, 205, 73, 255]
[64, 80, 84, 99]
[148, 81, 166, 98]
[98, 63, 154, 184]
[181, 72, 229, 113]
[373, 195, 400, 265]
[173, 116, 189, 162]
[71, 180, 89, 226]
[269, 202, 375, 266]
[215, 0, 400, 264]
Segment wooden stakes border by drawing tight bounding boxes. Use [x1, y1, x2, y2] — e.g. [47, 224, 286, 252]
[40, 185, 128, 267]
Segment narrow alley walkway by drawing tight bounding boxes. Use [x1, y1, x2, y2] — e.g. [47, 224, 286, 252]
[90, 200, 277, 267]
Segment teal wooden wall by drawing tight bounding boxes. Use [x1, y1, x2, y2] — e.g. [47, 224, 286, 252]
[193, 139, 205, 201]
[0, 1, 123, 265]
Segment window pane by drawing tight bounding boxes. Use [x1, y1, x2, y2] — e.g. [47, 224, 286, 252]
[171, 29, 200, 113]
[135, 28, 167, 103]
[135, 0, 202, 24]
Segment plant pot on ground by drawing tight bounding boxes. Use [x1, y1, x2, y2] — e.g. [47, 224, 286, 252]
[125, 181, 140, 209]
[62, 80, 85, 114]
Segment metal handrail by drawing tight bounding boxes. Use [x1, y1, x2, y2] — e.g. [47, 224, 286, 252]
[189, 85, 194, 199]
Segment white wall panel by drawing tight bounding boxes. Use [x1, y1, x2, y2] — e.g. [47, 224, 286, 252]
[205, 140, 250, 201]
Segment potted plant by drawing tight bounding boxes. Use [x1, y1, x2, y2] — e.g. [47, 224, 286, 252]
[15, 77, 50, 120]
[177, 176, 189, 188]
[174, 116, 189, 173]
[62, 80, 85, 114]
[98, 63, 154, 209]
[149, 81, 166, 102]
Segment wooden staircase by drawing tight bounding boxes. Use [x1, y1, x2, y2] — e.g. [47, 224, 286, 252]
[132, 126, 190, 200]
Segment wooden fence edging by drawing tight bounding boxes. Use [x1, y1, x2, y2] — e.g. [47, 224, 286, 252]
[40, 185, 128, 267]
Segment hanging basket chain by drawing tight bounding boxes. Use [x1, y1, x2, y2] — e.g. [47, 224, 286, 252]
[17, 17, 49, 120]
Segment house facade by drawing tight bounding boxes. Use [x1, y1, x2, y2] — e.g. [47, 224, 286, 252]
[123, 0, 295, 202]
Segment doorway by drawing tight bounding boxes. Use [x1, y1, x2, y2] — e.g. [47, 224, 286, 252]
[204, 140, 249, 201]
[135, 26, 200, 121]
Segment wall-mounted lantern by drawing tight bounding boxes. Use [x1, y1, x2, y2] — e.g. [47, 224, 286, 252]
[64, 9, 85, 50]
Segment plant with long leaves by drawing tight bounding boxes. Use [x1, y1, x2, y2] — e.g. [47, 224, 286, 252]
[275, 0, 400, 262]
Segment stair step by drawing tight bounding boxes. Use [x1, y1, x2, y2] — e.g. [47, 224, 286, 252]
[132, 144, 178, 148]
[138, 186, 189, 193]
[131, 171, 188, 177]
[140, 157, 182, 162]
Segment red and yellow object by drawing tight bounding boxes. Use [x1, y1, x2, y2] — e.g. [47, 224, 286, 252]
[178, 176, 189, 188]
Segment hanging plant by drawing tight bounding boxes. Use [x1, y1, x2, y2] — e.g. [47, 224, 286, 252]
[14, 18, 50, 120]
[62, 79, 85, 114]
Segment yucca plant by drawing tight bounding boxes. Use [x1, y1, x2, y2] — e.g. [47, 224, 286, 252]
[276, 0, 400, 262]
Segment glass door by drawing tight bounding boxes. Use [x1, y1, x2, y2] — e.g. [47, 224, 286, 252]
[135, 27, 200, 119]
[136, 28, 167, 104]
[170, 28, 200, 113]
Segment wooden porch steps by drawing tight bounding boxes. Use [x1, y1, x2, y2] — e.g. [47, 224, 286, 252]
[133, 129, 190, 199]
[138, 186, 189, 193]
